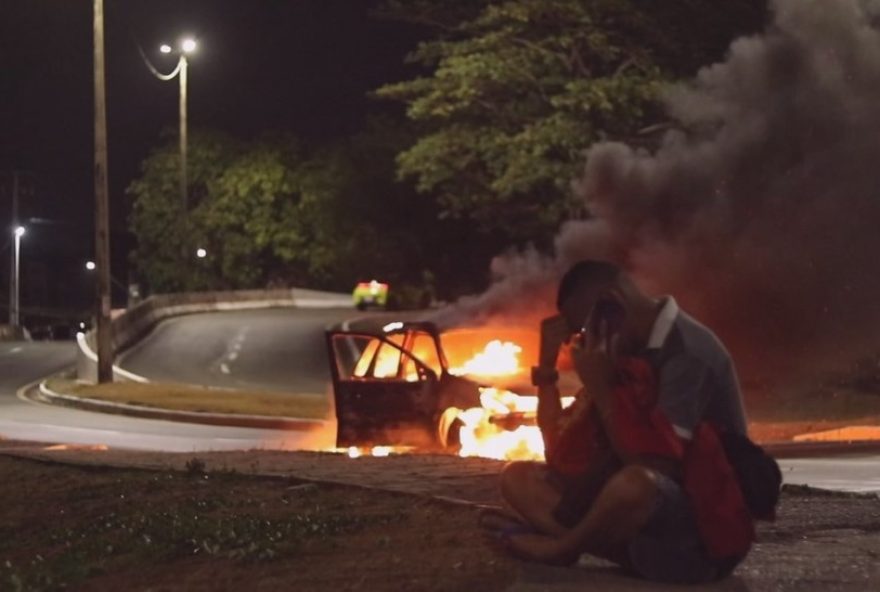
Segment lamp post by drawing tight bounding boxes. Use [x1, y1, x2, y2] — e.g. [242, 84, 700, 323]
[149, 39, 197, 231]
[158, 39, 196, 217]
[9, 226, 25, 328]
[140, 38, 198, 288]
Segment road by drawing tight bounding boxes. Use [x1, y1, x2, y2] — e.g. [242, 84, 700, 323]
[0, 308, 878, 493]
[117, 308, 359, 395]
[0, 306, 370, 451]
[0, 339, 336, 451]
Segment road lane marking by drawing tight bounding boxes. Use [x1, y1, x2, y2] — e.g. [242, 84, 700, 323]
[220, 363, 231, 374]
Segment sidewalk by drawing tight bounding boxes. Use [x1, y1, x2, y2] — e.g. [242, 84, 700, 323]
[2, 443, 878, 591]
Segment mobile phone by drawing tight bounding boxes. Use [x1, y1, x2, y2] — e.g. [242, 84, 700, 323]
[578, 297, 625, 351]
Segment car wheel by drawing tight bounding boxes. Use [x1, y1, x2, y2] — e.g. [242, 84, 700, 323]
[437, 407, 465, 452]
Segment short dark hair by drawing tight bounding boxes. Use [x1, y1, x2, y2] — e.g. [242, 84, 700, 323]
[556, 260, 620, 309]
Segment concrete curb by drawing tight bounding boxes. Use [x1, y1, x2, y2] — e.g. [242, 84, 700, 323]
[764, 439, 880, 458]
[32, 381, 328, 432]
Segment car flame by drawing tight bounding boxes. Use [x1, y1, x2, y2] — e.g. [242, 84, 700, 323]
[449, 340, 574, 461]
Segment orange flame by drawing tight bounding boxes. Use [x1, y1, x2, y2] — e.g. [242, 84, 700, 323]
[450, 340, 523, 378]
[336, 336, 573, 462]
[447, 339, 574, 461]
[453, 388, 574, 461]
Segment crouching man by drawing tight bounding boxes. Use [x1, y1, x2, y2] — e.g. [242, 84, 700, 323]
[489, 260, 765, 584]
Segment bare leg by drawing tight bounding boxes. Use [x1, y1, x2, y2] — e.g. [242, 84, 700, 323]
[498, 461, 567, 536]
[506, 465, 660, 565]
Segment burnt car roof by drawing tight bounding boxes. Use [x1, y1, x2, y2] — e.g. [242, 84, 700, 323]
[326, 319, 441, 338]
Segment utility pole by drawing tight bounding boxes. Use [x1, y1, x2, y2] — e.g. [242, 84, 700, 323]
[93, 0, 113, 383]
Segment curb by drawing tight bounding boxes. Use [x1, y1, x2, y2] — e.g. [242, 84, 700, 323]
[764, 439, 880, 458]
[31, 381, 328, 432]
[29, 382, 880, 458]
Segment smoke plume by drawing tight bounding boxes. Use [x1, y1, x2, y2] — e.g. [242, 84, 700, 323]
[441, 0, 880, 380]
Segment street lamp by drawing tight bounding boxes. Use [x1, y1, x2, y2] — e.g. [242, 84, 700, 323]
[196, 247, 207, 259]
[9, 226, 26, 328]
[85, 260, 128, 292]
[140, 37, 198, 259]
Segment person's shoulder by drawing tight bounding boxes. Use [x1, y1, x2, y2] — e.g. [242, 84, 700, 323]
[672, 311, 732, 367]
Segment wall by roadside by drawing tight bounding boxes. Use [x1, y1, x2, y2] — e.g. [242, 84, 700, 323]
[76, 287, 351, 383]
[0, 324, 31, 341]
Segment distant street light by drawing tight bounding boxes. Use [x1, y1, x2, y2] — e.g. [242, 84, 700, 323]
[85, 260, 127, 292]
[196, 248, 207, 259]
[9, 226, 26, 328]
[159, 44, 172, 54]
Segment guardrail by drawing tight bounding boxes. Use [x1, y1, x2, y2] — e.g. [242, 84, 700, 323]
[76, 287, 351, 383]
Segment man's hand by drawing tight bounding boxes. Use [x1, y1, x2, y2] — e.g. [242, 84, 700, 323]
[572, 347, 616, 404]
[539, 315, 571, 369]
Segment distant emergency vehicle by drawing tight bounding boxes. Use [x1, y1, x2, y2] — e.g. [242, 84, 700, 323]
[352, 280, 389, 310]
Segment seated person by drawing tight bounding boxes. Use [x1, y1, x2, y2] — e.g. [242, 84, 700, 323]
[484, 261, 755, 584]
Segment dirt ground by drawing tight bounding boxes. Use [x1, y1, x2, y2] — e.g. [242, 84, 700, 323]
[0, 456, 517, 592]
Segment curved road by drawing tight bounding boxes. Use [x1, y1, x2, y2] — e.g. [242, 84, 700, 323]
[0, 308, 878, 492]
[0, 306, 372, 452]
[118, 308, 360, 396]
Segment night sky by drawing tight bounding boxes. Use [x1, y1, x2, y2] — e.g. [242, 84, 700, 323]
[0, 0, 423, 314]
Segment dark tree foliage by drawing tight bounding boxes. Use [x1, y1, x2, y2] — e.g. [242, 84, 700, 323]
[376, 0, 768, 248]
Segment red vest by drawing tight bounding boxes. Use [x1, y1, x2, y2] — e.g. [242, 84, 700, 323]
[548, 357, 754, 559]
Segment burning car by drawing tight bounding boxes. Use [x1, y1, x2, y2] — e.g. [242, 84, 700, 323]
[326, 321, 575, 460]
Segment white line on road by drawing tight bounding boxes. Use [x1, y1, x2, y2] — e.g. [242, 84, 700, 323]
[220, 363, 231, 375]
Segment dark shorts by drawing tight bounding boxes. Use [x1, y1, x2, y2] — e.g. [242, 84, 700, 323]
[549, 467, 741, 584]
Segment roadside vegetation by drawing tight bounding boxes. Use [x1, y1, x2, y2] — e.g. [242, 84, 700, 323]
[127, 1, 766, 302]
[0, 456, 515, 591]
[45, 379, 330, 420]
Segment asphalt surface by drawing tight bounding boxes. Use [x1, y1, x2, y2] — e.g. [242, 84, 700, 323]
[117, 307, 361, 395]
[0, 309, 878, 493]
[0, 339, 335, 452]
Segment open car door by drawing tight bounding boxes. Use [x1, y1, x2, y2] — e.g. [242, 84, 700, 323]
[326, 328, 445, 448]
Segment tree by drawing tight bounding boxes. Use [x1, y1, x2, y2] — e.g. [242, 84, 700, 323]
[127, 130, 240, 293]
[376, 0, 766, 246]
[376, 0, 666, 243]
[200, 137, 309, 288]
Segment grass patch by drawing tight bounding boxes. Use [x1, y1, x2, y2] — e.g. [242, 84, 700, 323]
[0, 456, 514, 592]
[45, 378, 329, 419]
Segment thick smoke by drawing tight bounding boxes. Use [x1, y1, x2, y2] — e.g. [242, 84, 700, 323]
[440, 0, 880, 380]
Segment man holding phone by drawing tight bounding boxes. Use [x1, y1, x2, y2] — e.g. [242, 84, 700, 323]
[493, 260, 749, 583]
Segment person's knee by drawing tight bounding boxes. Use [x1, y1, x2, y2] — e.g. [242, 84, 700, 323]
[605, 465, 659, 511]
[499, 461, 537, 503]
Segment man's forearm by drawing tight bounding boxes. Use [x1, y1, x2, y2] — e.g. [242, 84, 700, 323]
[591, 382, 636, 465]
[537, 384, 563, 454]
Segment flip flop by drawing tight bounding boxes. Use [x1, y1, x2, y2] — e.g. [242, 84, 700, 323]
[478, 508, 537, 539]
